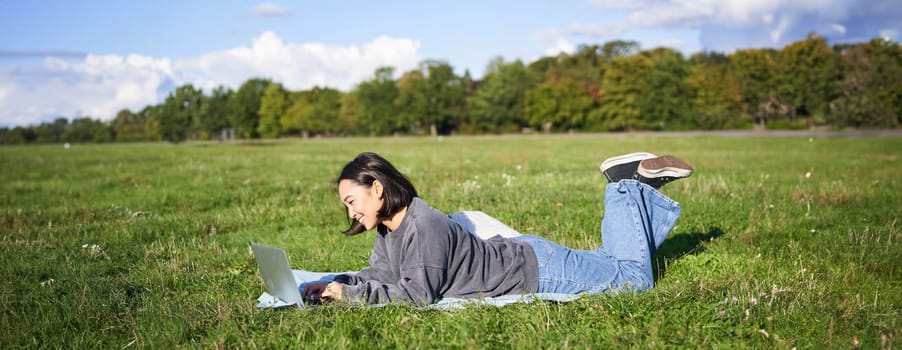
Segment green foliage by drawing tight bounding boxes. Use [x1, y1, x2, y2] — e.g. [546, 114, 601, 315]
[140, 105, 163, 142]
[35, 117, 69, 143]
[354, 67, 401, 135]
[159, 84, 203, 143]
[598, 55, 653, 131]
[257, 83, 289, 138]
[523, 77, 597, 131]
[62, 117, 112, 143]
[337, 91, 361, 135]
[638, 47, 692, 130]
[777, 33, 842, 120]
[228, 78, 271, 139]
[0, 136, 899, 348]
[829, 39, 902, 128]
[394, 69, 427, 134]
[686, 64, 747, 129]
[196, 86, 233, 139]
[470, 58, 537, 133]
[281, 87, 342, 136]
[396, 60, 466, 136]
[111, 109, 147, 142]
[730, 48, 779, 124]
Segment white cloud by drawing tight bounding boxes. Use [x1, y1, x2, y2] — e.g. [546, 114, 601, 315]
[0, 55, 174, 127]
[543, 38, 575, 56]
[770, 14, 792, 43]
[254, 2, 292, 17]
[832, 24, 847, 36]
[546, 0, 899, 51]
[0, 32, 422, 127]
[175, 31, 421, 92]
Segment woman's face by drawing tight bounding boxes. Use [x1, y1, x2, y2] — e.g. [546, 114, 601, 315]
[338, 179, 384, 231]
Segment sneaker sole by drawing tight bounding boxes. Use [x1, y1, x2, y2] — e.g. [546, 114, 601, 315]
[599, 152, 657, 173]
[637, 156, 694, 178]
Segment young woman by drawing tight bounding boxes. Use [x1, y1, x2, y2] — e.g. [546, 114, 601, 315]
[301, 151, 693, 306]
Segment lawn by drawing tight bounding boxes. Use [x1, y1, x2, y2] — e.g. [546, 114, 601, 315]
[1, 134, 899, 348]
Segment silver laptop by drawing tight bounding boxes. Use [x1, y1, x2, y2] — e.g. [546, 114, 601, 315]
[251, 244, 305, 307]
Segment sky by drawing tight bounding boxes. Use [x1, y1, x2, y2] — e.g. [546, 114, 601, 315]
[1, 0, 900, 128]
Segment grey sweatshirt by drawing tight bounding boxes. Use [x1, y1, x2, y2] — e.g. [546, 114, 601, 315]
[335, 197, 539, 305]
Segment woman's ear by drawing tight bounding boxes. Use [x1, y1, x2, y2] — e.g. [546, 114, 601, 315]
[372, 180, 384, 198]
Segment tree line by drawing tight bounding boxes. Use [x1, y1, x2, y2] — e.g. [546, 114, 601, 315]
[2, 33, 899, 144]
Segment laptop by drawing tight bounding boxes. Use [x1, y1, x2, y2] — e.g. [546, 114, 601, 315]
[251, 244, 305, 307]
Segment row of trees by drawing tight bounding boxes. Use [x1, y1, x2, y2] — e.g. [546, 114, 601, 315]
[2, 33, 899, 144]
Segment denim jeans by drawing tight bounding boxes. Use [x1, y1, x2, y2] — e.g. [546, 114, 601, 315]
[515, 180, 681, 294]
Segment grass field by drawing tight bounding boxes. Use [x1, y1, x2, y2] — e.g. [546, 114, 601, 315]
[1, 134, 899, 348]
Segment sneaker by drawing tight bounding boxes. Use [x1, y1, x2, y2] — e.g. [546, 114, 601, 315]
[637, 155, 694, 189]
[600, 152, 656, 183]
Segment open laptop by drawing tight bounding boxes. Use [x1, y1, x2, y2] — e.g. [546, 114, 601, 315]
[251, 244, 305, 307]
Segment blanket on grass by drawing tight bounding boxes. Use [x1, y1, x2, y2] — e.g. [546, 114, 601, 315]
[256, 270, 582, 310]
[256, 211, 583, 310]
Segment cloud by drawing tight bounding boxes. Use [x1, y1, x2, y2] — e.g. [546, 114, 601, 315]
[253, 2, 292, 17]
[832, 24, 847, 36]
[175, 31, 421, 92]
[0, 55, 174, 127]
[542, 37, 576, 56]
[549, 0, 901, 51]
[0, 32, 422, 127]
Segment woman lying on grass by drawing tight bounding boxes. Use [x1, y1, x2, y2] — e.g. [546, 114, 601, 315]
[301, 151, 693, 306]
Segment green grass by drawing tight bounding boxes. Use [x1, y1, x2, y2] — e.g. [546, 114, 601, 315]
[1, 135, 899, 349]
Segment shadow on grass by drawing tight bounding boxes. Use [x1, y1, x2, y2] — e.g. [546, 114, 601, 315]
[653, 227, 724, 279]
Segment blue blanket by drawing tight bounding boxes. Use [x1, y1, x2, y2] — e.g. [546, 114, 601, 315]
[256, 270, 582, 310]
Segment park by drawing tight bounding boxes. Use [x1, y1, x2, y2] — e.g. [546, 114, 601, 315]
[1, 134, 898, 347]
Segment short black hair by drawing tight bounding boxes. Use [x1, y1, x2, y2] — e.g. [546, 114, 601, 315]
[336, 152, 418, 235]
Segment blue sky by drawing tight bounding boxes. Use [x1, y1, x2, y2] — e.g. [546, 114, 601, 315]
[1, 0, 899, 127]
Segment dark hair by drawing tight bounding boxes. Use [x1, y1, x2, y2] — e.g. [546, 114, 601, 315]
[337, 152, 418, 235]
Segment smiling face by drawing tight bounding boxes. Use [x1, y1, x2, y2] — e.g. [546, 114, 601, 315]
[338, 179, 385, 231]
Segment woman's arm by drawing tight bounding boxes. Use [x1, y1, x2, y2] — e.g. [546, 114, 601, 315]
[337, 223, 453, 305]
[333, 235, 396, 285]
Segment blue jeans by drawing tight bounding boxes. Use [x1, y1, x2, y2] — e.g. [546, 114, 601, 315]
[515, 180, 681, 294]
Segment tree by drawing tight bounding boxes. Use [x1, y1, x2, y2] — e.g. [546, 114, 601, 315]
[685, 64, 745, 129]
[281, 87, 342, 137]
[196, 85, 232, 139]
[257, 83, 289, 138]
[730, 48, 779, 127]
[159, 84, 203, 143]
[228, 78, 270, 139]
[139, 106, 163, 141]
[777, 33, 842, 123]
[523, 77, 596, 131]
[35, 117, 68, 143]
[395, 68, 428, 135]
[598, 55, 653, 131]
[601, 40, 641, 60]
[110, 109, 146, 142]
[398, 60, 466, 136]
[355, 67, 401, 135]
[0, 127, 35, 144]
[829, 38, 901, 128]
[63, 117, 111, 143]
[470, 58, 538, 133]
[337, 90, 361, 135]
[638, 47, 691, 130]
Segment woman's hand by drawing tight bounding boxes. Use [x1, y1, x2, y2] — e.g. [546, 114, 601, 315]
[301, 281, 343, 304]
[322, 281, 343, 300]
[301, 282, 329, 304]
